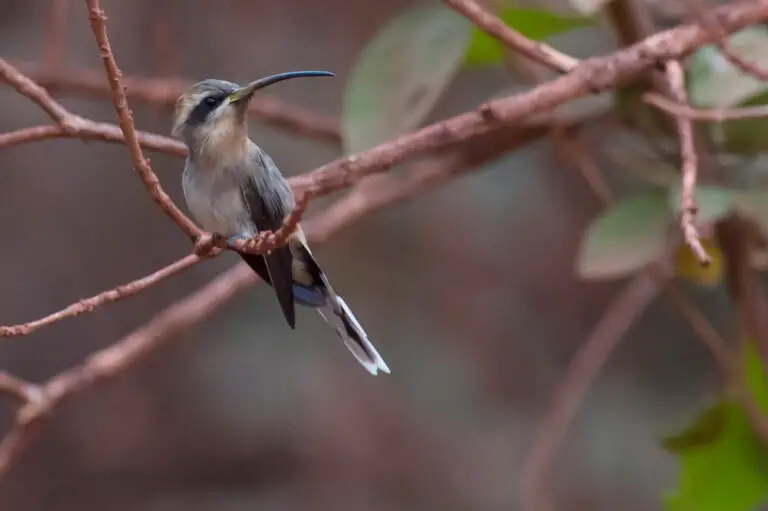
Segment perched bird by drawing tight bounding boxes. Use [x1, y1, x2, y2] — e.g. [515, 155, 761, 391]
[172, 71, 390, 375]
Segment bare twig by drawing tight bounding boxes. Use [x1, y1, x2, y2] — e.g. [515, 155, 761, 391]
[84, 0, 201, 239]
[644, 91, 768, 121]
[521, 274, 661, 511]
[441, 0, 579, 72]
[0, 58, 76, 129]
[0, 373, 43, 406]
[19, 63, 342, 144]
[0, 122, 186, 156]
[665, 60, 712, 267]
[43, 0, 70, 72]
[0, 254, 201, 338]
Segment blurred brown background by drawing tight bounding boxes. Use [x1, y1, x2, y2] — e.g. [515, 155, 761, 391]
[0, 0, 731, 509]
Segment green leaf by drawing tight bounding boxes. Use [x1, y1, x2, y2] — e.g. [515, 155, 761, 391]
[668, 185, 734, 224]
[662, 402, 728, 454]
[744, 340, 768, 410]
[716, 91, 768, 154]
[576, 190, 673, 279]
[663, 343, 768, 511]
[464, 8, 593, 67]
[663, 401, 768, 511]
[342, 5, 471, 154]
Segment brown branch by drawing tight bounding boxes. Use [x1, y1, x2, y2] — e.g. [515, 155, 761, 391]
[685, 0, 768, 82]
[84, 0, 201, 239]
[18, 63, 341, 144]
[290, 0, 768, 199]
[43, 0, 70, 72]
[664, 60, 712, 267]
[0, 262, 257, 481]
[441, 0, 579, 72]
[644, 91, 768, 121]
[0, 122, 186, 156]
[0, 373, 43, 406]
[521, 274, 660, 511]
[0, 58, 75, 129]
[0, 254, 201, 338]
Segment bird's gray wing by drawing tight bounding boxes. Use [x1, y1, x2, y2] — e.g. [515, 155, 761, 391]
[239, 179, 296, 329]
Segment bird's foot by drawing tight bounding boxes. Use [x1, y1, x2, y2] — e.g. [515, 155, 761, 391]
[193, 232, 225, 258]
[226, 235, 250, 251]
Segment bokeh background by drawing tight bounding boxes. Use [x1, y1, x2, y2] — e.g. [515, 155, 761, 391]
[0, 0, 734, 509]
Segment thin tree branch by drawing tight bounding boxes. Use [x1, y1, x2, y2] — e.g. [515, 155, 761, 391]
[441, 0, 579, 72]
[644, 91, 768, 121]
[18, 63, 341, 144]
[0, 58, 76, 129]
[84, 0, 201, 239]
[0, 122, 186, 156]
[0, 373, 44, 406]
[0, 254, 201, 338]
[665, 60, 712, 267]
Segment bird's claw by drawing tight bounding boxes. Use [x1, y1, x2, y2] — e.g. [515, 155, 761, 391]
[193, 233, 227, 258]
[226, 235, 249, 251]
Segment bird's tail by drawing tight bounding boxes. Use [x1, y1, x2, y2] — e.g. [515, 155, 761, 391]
[316, 295, 390, 376]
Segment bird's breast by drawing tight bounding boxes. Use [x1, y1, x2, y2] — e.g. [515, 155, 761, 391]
[182, 166, 255, 237]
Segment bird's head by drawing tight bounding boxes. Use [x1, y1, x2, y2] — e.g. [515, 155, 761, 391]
[172, 71, 334, 157]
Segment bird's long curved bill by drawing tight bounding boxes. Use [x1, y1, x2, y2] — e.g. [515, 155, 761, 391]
[229, 70, 334, 103]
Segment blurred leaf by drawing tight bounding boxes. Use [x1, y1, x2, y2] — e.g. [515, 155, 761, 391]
[662, 401, 728, 454]
[668, 185, 734, 224]
[569, 0, 614, 15]
[688, 27, 768, 108]
[717, 91, 768, 154]
[663, 400, 768, 511]
[577, 190, 672, 279]
[342, 5, 471, 153]
[664, 343, 768, 511]
[463, 8, 593, 67]
[734, 190, 768, 237]
[744, 340, 768, 410]
[674, 238, 723, 287]
[687, 27, 768, 154]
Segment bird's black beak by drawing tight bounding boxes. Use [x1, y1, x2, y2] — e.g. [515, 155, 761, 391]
[228, 70, 334, 105]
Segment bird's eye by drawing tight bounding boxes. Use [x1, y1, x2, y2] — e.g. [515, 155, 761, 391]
[204, 96, 218, 107]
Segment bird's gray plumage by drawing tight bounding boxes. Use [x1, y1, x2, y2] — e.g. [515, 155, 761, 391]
[174, 77, 389, 375]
